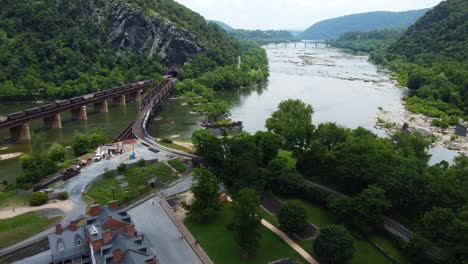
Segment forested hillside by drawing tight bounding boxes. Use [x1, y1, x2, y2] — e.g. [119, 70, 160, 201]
[301, 9, 429, 40]
[0, 0, 266, 101]
[330, 28, 405, 53]
[208, 20, 234, 32]
[371, 0, 468, 125]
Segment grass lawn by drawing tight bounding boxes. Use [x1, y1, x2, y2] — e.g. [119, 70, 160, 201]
[87, 163, 176, 205]
[0, 211, 62, 249]
[277, 150, 297, 169]
[368, 233, 409, 264]
[158, 141, 193, 153]
[269, 198, 393, 264]
[167, 159, 188, 173]
[0, 190, 31, 208]
[185, 204, 307, 264]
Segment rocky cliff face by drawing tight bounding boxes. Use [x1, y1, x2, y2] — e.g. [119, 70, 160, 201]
[74, 0, 202, 68]
[104, 2, 202, 67]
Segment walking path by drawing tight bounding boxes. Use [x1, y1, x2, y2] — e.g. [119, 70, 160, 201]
[0, 200, 73, 220]
[261, 220, 318, 264]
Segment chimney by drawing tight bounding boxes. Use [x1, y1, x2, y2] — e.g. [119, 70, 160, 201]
[90, 204, 101, 216]
[70, 221, 77, 231]
[141, 234, 145, 242]
[112, 249, 122, 263]
[56, 224, 63, 235]
[108, 200, 119, 210]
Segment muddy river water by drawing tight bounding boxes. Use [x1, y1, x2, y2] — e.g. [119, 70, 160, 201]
[0, 43, 460, 183]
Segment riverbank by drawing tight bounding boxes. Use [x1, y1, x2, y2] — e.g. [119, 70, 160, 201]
[374, 99, 468, 155]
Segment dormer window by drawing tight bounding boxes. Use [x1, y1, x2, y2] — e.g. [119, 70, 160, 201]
[57, 238, 65, 251]
[75, 234, 83, 247]
[76, 239, 82, 246]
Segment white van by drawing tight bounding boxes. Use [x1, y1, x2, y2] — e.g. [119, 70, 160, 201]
[94, 151, 105, 162]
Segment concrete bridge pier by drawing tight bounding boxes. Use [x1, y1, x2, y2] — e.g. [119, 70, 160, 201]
[71, 106, 87, 121]
[129, 91, 141, 102]
[44, 114, 62, 129]
[315, 43, 318, 48]
[112, 95, 126, 106]
[10, 124, 31, 141]
[94, 100, 109, 113]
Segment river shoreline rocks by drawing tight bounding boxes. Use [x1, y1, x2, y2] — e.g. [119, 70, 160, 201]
[374, 105, 468, 155]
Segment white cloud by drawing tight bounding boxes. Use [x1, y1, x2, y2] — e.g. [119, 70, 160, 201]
[174, 0, 444, 30]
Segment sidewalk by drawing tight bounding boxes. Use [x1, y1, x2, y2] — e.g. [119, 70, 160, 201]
[261, 220, 318, 264]
[159, 199, 213, 264]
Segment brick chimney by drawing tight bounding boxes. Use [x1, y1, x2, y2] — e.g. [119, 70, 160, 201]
[108, 200, 119, 210]
[55, 224, 63, 235]
[90, 204, 101, 216]
[70, 221, 77, 231]
[112, 249, 122, 263]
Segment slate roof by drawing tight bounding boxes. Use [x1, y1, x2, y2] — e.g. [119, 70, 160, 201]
[86, 206, 132, 227]
[94, 232, 155, 264]
[48, 226, 90, 263]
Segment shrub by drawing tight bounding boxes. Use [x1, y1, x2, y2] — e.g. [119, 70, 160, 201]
[314, 225, 355, 264]
[29, 192, 48, 206]
[278, 200, 308, 234]
[161, 138, 173, 144]
[117, 163, 127, 173]
[137, 158, 146, 167]
[57, 191, 68, 200]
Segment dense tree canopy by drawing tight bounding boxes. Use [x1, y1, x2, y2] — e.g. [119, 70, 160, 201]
[330, 28, 405, 53]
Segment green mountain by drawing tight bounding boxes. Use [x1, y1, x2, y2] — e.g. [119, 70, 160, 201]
[208, 20, 235, 31]
[301, 9, 429, 40]
[371, 0, 468, 123]
[330, 28, 405, 53]
[0, 0, 251, 100]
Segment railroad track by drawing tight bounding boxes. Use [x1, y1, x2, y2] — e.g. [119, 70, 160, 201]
[131, 78, 202, 162]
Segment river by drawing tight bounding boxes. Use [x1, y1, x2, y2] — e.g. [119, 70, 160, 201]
[0, 43, 460, 183]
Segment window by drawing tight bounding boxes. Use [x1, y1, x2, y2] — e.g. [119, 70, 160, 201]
[57, 239, 65, 251]
[76, 239, 82, 246]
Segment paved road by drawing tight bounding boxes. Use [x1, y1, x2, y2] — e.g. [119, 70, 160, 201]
[1, 141, 173, 257]
[163, 175, 194, 197]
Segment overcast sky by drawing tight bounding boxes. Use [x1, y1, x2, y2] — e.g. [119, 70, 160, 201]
[174, 0, 443, 30]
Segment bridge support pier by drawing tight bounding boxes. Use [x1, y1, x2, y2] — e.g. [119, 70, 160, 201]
[129, 91, 141, 102]
[44, 114, 62, 129]
[112, 95, 126, 106]
[71, 106, 87, 121]
[10, 124, 31, 141]
[94, 100, 108, 113]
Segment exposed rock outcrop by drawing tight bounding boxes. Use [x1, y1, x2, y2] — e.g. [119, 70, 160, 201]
[107, 2, 202, 67]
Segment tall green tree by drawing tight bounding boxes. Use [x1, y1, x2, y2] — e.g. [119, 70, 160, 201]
[266, 99, 315, 154]
[183, 168, 220, 222]
[231, 188, 262, 259]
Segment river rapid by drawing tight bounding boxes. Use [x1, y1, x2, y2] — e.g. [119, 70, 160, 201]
[0, 43, 460, 183]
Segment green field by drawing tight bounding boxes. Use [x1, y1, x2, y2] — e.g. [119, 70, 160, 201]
[185, 204, 306, 264]
[167, 159, 188, 173]
[158, 141, 193, 153]
[87, 163, 176, 205]
[0, 211, 62, 249]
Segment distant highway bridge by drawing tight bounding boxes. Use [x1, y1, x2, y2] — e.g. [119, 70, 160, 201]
[0, 80, 153, 141]
[265, 41, 330, 49]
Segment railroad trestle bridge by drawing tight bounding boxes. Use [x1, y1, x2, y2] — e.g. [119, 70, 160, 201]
[0, 80, 153, 140]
